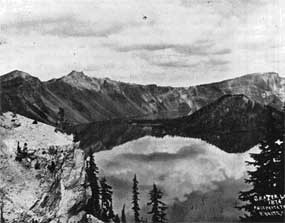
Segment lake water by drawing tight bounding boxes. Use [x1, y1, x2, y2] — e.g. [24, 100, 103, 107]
[94, 136, 259, 222]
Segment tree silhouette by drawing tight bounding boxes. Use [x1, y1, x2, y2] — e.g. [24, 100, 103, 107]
[0, 189, 8, 223]
[86, 152, 101, 217]
[147, 184, 168, 223]
[100, 177, 114, 222]
[132, 174, 141, 223]
[238, 125, 284, 222]
[73, 131, 80, 143]
[0, 200, 4, 223]
[121, 204, 127, 223]
[113, 214, 121, 223]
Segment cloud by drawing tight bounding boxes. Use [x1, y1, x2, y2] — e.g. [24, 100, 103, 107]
[115, 43, 175, 52]
[150, 60, 199, 68]
[120, 145, 205, 162]
[149, 57, 229, 69]
[137, 49, 230, 70]
[47, 20, 127, 37]
[174, 45, 232, 56]
[0, 0, 146, 38]
[111, 38, 231, 70]
[114, 41, 231, 56]
[208, 58, 230, 66]
[2, 15, 135, 38]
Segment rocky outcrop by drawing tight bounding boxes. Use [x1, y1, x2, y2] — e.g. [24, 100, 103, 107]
[1, 70, 284, 125]
[21, 144, 95, 223]
[0, 113, 101, 223]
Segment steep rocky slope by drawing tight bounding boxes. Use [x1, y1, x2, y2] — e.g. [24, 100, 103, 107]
[0, 71, 65, 124]
[0, 112, 100, 222]
[21, 146, 90, 223]
[75, 95, 283, 153]
[1, 70, 284, 125]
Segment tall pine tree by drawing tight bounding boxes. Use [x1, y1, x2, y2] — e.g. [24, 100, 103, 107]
[132, 174, 141, 223]
[113, 214, 121, 223]
[0, 189, 6, 223]
[121, 204, 127, 223]
[85, 152, 101, 217]
[100, 177, 114, 222]
[147, 184, 168, 223]
[73, 131, 80, 143]
[238, 106, 284, 222]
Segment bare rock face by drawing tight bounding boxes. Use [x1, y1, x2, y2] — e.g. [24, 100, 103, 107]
[86, 214, 105, 223]
[0, 113, 101, 223]
[23, 145, 89, 223]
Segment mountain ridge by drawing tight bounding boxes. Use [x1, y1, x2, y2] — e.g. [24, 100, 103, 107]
[1, 69, 282, 88]
[1, 70, 284, 125]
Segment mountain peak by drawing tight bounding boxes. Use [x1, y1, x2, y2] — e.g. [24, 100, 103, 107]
[0, 70, 37, 82]
[67, 70, 86, 78]
[62, 70, 93, 82]
[239, 72, 280, 81]
[59, 70, 102, 91]
[3, 70, 31, 78]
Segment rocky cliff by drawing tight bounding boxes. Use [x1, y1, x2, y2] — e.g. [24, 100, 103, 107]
[0, 112, 101, 223]
[22, 145, 91, 223]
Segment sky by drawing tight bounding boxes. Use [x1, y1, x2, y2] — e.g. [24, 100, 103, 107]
[0, 0, 284, 86]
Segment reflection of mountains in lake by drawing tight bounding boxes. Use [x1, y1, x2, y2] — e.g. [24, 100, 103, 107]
[74, 94, 283, 153]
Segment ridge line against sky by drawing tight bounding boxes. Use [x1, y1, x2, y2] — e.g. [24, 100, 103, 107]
[0, 0, 284, 86]
[0, 69, 281, 88]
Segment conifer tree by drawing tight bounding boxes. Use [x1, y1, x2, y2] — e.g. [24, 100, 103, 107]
[132, 174, 141, 223]
[0, 200, 4, 223]
[109, 202, 115, 220]
[113, 214, 121, 223]
[121, 204, 127, 223]
[238, 112, 284, 222]
[73, 131, 80, 143]
[0, 189, 6, 223]
[100, 177, 114, 222]
[158, 203, 167, 223]
[147, 184, 168, 223]
[86, 152, 101, 217]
